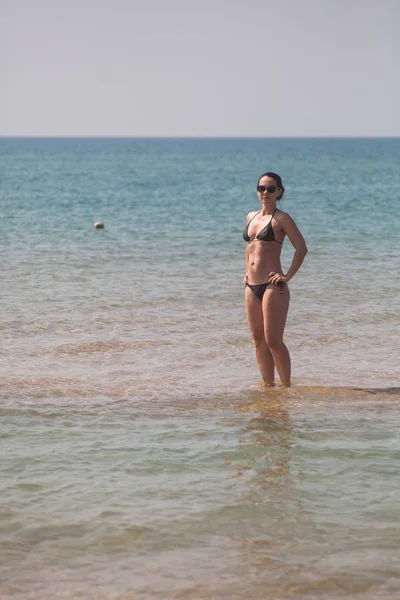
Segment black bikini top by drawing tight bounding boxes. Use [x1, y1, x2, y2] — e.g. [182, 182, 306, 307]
[243, 209, 282, 244]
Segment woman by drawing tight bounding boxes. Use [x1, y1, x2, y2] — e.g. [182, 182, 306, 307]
[243, 172, 307, 387]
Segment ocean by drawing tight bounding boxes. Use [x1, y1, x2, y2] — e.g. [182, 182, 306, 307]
[1, 137, 399, 599]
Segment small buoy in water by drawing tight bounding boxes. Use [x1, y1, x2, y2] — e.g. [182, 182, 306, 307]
[93, 222, 104, 229]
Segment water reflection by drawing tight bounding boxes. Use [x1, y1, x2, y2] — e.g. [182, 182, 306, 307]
[234, 388, 294, 488]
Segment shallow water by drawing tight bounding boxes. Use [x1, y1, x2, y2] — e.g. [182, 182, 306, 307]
[1, 387, 400, 599]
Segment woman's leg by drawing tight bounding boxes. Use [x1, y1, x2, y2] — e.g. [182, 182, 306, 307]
[262, 286, 291, 386]
[245, 287, 275, 385]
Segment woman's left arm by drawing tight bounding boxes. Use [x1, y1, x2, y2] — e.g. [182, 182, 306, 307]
[269, 214, 308, 285]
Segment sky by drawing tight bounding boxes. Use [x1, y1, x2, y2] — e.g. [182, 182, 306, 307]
[1, 0, 399, 137]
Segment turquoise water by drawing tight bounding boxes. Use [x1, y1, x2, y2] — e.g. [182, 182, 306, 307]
[1, 138, 400, 598]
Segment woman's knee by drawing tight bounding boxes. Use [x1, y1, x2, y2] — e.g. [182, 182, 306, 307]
[265, 334, 283, 352]
[251, 329, 265, 345]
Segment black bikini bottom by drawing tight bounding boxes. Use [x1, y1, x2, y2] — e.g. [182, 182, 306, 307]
[247, 281, 285, 301]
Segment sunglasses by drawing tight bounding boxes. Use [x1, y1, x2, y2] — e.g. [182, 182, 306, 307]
[257, 185, 281, 193]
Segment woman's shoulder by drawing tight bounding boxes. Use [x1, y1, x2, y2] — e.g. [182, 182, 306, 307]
[246, 210, 258, 223]
[275, 208, 293, 223]
[275, 207, 290, 217]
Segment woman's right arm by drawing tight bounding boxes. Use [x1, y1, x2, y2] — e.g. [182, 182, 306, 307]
[243, 212, 256, 286]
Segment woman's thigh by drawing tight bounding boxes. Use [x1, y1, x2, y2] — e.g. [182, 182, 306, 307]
[245, 287, 264, 340]
[262, 285, 290, 344]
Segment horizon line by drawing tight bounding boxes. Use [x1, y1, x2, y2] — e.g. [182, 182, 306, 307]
[1, 135, 400, 140]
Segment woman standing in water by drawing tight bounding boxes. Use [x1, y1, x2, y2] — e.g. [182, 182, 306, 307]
[243, 172, 308, 387]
